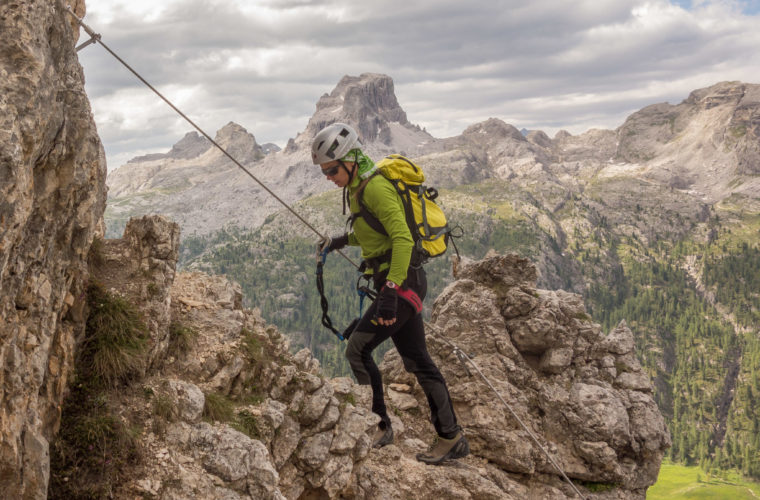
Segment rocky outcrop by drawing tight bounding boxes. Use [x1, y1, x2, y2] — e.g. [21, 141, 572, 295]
[59, 218, 668, 499]
[369, 253, 671, 498]
[0, 1, 107, 497]
[90, 215, 180, 371]
[89, 230, 380, 499]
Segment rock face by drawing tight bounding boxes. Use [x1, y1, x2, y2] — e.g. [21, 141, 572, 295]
[616, 81, 760, 191]
[0, 1, 107, 498]
[59, 219, 668, 499]
[367, 253, 671, 499]
[90, 215, 180, 371]
[86, 227, 379, 499]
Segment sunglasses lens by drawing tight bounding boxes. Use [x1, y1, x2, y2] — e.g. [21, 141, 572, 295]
[322, 165, 339, 176]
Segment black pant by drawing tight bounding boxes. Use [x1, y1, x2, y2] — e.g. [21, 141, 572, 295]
[344, 277, 460, 438]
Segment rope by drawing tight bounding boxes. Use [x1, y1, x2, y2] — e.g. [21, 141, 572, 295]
[316, 249, 344, 340]
[428, 322, 588, 499]
[65, 8, 586, 497]
[64, 5, 360, 270]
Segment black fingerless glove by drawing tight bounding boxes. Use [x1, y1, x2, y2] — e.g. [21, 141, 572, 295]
[329, 234, 349, 252]
[374, 284, 398, 323]
[319, 234, 349, 254]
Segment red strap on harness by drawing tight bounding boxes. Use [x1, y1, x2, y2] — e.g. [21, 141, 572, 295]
[397, 286, 423, 314]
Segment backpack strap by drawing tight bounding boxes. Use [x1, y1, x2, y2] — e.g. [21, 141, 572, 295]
[348, 172, 428, 270]
[348, 173, 389, 236]
[351, 175, 421, 243]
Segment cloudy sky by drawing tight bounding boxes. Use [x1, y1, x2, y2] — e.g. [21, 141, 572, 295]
[74, 0, 760, 170]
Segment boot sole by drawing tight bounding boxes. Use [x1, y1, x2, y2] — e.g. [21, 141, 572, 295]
[417, 436, 470, 465]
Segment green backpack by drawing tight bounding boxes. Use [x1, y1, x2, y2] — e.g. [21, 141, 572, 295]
[353, 154, 459, 263]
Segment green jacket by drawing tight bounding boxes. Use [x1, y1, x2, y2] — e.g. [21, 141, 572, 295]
[346, 173, 413, 286]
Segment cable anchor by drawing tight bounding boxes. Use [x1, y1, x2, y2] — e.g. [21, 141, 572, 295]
[66, 5, 101, 51]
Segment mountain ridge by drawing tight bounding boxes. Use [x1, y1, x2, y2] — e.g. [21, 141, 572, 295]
[106, 77, 760, 239]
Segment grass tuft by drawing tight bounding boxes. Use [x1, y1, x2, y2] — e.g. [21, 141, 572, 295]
[80, 282, 148, 387]
[241, 328, 265, 361]
[203, 392, 235, 422]
[232, 409, 261, 439]
[168, 320, 198, 356]
[579, 481, 617, 493]
[152, 392, 177, 422]
[49, 380, 143, 500]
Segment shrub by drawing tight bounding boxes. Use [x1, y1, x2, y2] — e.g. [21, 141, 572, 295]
[87, 236, 106, 270]
[232, 409, 261, 439]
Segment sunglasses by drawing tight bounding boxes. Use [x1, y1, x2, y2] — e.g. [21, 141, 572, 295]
[321, 164, 341, 177]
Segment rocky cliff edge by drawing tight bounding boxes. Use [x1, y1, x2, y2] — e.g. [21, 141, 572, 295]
[0, 1, 105, 498]
[53, 216, 670, 499]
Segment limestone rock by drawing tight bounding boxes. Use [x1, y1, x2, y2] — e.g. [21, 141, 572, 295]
[192, 423, 282, 497]
[91, 215, 180, 372]
[162, 379, 205, 423]
[0, 1, 106, 497]
[376, 253, 670, 499]
[112, 252, 668, 499]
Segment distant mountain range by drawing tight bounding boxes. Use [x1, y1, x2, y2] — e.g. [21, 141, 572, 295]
[106, 74, 760, 240]
[105, 74, 760, 477]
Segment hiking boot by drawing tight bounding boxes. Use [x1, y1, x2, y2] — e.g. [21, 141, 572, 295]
[416, 432, 470, 464]
[372, 424, 394, 448]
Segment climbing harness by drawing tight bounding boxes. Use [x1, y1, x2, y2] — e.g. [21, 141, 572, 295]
[65, 8, 587, 497]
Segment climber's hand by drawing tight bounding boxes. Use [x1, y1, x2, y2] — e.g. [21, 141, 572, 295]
[374, 283, 398, 326]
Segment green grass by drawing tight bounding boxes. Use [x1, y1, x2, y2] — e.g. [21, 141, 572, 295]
[167, 320, 199, 356]
[648, 462, 760, 499]
[203, 392, 235, 422]
[81, 283, 148, 387]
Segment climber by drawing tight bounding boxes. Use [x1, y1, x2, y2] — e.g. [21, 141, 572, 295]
[311, 122, 469, 465]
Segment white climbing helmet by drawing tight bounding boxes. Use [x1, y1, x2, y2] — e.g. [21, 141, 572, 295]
[311, 122, 359, 165]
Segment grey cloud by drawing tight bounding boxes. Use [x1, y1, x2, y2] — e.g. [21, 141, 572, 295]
[78, 0, 760, 168]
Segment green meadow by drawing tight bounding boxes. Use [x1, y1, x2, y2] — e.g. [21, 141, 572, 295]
[648, 462, 760, 499]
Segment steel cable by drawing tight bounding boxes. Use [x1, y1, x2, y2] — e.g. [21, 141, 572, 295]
[65, 7, 587, 497]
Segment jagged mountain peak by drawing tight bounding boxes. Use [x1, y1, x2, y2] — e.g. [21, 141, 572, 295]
[685, 80, 755, 109]
[212, 121, 264, 164]
[285, 73, 437, 157]
[214, 121, 253, 143]
[325, 73, 409, 128]
[124, 122, 260, 166]
[168, 131, 212, 159]
[525, 129, 553, 148]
